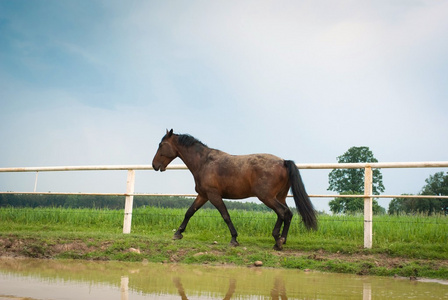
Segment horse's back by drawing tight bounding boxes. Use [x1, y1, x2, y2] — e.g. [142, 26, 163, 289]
[200, 151, 289, 199]
[208, 151, 284, 175]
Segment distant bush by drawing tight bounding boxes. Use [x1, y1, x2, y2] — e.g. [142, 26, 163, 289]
[0, 194, 270, 212]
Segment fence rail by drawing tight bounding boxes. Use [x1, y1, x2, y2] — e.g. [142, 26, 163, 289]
[1, 161, 448, 248]
[1, 191, 447, 199]
[1, 161, 448, 172]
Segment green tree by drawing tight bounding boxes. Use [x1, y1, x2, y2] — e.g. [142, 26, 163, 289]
[419, 172, 448, 215]
[329, 191, 385, 215]
[388, 194, 419, 215]
[328, 146, 385, 214]
[328, 147, 385, 195]
[388, 172, 448, 215]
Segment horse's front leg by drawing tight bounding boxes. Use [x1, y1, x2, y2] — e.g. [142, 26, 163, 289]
[173, 194, 208, 240]
[208, 194, 239, 246]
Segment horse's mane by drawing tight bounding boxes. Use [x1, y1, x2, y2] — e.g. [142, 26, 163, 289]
[177, 134, 208, 148]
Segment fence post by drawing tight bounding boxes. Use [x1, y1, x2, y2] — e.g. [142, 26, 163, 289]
[34, 171, 39, 192]
[123, 170, 135, 234]
[364, 166, 373, 248]
[121, 276, 129, 300]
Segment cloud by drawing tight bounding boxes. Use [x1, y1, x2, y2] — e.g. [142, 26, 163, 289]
[1, 1, 447, 212]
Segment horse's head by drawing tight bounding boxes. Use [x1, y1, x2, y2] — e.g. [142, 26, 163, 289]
[152, 129, 178, 172]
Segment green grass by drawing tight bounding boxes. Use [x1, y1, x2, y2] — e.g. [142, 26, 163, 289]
[1, 207, 447, 279]
[1, 207, 447, 258]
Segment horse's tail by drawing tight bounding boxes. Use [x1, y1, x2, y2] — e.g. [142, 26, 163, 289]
[284, 160, 317, 230]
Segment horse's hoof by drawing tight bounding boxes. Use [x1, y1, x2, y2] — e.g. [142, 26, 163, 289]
[230, 240, 240, 247]
[273, 244, 283, 251]
[172, 233, 183, 240]
[273, 237, 285, 251]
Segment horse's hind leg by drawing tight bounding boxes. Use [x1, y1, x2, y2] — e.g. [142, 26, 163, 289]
[272, 217, 283, 242]
[273, 208, 293, 251]
[265, 199, 292, 251]
[279, 207, 293, 245]
[173, 194, 208, 240]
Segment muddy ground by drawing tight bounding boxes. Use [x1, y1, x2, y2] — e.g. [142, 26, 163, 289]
[1, 236, 447, 280]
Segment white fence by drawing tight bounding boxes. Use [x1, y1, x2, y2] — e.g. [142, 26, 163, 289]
[1, 161, 448, 249]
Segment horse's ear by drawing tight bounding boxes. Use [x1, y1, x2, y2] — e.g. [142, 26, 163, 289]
[166, 129, 173, 138]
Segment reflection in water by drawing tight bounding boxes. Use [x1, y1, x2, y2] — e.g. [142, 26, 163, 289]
[173, 277, 236, 300]
[121, 276, 129, 300]
[0, 258, 447, 300]
[363, 283, 371, 300]
[271, 277, 287, 300]
[173, 277, 189, 300]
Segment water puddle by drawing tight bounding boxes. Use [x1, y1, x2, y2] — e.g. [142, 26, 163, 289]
[0, 257, 447, 299]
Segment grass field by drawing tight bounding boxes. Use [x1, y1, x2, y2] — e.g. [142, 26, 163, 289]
[1, 207, 447, 279]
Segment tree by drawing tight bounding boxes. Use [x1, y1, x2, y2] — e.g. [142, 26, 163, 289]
[328, 146, 385, 214]
[388, 194, 419, 215]
[328, 146, 385, 195]
[419, 172, 448, 215]
[388, 172, 448, 215]
[329, 191, 385, 215]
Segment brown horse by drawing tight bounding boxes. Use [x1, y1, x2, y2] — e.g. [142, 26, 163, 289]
[152, 129, 317, 250]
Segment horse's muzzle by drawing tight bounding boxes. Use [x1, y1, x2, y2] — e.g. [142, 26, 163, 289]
[152, 163, 166, 172]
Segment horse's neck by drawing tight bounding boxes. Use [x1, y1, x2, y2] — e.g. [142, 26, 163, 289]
[176, 144, 209, 174]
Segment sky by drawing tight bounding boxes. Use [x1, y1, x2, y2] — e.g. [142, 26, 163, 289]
[1, 0, 447, 212]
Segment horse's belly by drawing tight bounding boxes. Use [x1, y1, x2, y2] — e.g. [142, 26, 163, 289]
[219, 177, 255, 199]
[221, 190, 254, 200]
